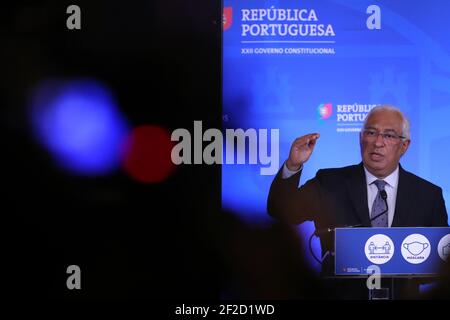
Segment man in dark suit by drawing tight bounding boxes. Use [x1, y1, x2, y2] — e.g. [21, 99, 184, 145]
[267, 105, 448, 299]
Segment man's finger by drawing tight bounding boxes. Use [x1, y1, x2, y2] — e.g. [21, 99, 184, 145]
[292, 133, 320, 148]
[309, 133, 320, 140]
[305, 133, 320, 147]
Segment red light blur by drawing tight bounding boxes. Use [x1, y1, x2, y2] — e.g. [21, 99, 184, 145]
[122, 125, 176, 183]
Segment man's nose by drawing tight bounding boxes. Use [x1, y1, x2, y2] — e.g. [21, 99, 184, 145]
[374, 133, 385, 146]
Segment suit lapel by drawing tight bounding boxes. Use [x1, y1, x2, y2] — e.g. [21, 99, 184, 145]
[345, 163, 371, 227]
[392, 165, 410, 227]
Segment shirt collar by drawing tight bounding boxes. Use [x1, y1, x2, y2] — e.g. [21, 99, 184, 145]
[363, 165, 399, 189]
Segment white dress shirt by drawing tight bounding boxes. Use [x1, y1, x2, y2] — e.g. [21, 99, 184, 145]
[281, 162, 302, 179]
[281, 162, 399, 227]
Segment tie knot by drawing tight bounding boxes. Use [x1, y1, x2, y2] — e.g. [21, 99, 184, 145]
[373, 179, 387, 191]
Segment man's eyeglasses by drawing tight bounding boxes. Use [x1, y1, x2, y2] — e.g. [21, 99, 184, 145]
[362, 129, 406, 143]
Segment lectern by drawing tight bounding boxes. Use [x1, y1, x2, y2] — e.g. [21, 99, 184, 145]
[334, 227, 450, 299]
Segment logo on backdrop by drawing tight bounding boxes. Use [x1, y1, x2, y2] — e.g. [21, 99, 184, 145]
[437, 234, 450, 262]
[365, 234, 395, 264]
[317, 103, 378, 133]
[401, 234, 431, 264]
[223, 7, 233, 31]
[317, 103, 332, 120]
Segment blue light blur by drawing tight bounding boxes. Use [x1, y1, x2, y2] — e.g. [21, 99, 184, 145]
[29, 79, 128, 175]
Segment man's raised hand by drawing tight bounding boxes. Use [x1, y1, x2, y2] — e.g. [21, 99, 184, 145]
[285, 133, 320, 171]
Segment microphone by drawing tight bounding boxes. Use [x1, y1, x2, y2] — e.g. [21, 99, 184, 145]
[313, 190, 389, 235]
[310, 189, 389, 264]
[314, 227, 334, 236]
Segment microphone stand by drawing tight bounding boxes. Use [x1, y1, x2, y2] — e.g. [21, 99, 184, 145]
[309, 189, 389, 264]
[309, 188, 394, 299]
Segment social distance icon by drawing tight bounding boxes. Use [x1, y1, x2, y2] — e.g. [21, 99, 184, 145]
[365, 234, 395, 264]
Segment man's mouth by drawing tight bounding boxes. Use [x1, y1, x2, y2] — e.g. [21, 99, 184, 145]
[370, 152, 384, 161]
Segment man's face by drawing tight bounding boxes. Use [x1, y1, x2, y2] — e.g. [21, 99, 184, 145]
[360, 110, 410, 178]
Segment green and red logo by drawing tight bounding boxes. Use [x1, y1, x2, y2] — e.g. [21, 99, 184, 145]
[318, 103, 333, 120]
[223, 7, 233, 31]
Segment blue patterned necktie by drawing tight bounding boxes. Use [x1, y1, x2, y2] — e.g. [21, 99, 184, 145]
[371, 180, 388, 227]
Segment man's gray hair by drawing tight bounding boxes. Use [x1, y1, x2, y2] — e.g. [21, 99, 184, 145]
[363, 105, 410, 140]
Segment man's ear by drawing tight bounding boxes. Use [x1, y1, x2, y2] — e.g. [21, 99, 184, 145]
[401, 139, 411, 155]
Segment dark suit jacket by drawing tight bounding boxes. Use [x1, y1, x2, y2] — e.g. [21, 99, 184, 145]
[267, 162, 448, 298]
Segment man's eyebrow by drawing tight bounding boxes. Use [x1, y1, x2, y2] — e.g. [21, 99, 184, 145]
[364, 126, 398, 133]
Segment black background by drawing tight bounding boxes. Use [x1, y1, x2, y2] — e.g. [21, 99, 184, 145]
[2, 1, 449, 312]
[1, 0, 221, 299]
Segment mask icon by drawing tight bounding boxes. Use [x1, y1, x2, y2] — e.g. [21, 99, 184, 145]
[403, 241, 429, 256]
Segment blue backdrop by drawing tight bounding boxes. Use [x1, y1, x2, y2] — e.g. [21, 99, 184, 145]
[223, 0, 450, 270]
